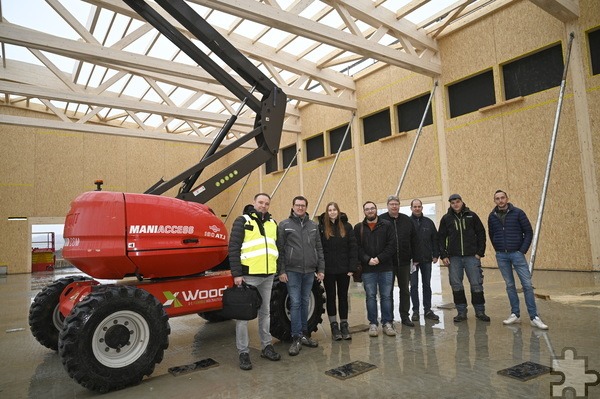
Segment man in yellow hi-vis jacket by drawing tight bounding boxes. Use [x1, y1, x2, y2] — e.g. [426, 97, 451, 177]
[229, 193, 281, 370]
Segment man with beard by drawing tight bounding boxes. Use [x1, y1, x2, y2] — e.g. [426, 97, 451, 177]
[229, 193, 281, 370]
[355, 201, 397, 337]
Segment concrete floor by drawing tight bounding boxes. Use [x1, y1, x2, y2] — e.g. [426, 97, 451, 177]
[1, 265, 599, 399]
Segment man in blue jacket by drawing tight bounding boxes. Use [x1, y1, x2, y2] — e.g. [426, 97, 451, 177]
[488, 190, 548, 329]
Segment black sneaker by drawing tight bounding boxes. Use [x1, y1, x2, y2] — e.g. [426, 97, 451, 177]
[411, 313, 420, 322]
[476, 312, 491, 322]
[340, 321, 352, 340]
[424, 310, 440, 321]
[288, 336, 302, 356]
[401, 318, 415, 327]
[453, 313, 468, 322]
[300, 335, 319, 348]
[261, 344, 281, 361]
[330, 322, 342, 341]
[239, 352, 252, 370]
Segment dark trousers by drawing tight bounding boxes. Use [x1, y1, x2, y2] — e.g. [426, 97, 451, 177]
[323, 273, 351, 319]
[391, 263, 411, 320]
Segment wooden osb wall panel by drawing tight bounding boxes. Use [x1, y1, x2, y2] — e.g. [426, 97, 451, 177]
[0, 126, 35, 216]
[125, 137, 165, 195]
[442, 86, 590, 270]
[33, 130, 85, 216]
[300, 103, 353, 137]
[437, 14, 496, 85]
[580, 0, 600, 29]
[82, 133, 128, 193]
[492, 1, 564, 65]
[266, 167, 301, 222]
[301, 151, 357, 219]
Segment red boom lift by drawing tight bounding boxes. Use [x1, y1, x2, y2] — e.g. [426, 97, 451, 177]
[28, 0, 324, 392]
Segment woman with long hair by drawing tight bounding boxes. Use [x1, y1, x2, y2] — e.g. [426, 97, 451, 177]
[318, 202, 358, 340]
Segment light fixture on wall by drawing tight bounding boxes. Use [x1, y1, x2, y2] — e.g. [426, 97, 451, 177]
[7, 217, 28, 221]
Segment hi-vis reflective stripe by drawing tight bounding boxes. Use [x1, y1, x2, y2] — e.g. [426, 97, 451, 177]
[241, 236, 277, 249]
[241, 247, 279, 260]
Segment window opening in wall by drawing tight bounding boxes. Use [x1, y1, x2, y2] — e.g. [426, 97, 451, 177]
[329, 124, 352, 154]
[448, 70, 495, 118]
[503, 44, 564, 100]
[281, 144, 298, 168]
[589, 28, 600, 75]
[265, 153, 278, 174]
[397, 94, 433, 132]
[363, 108, 391, 144]
[305, 134, 324, 162]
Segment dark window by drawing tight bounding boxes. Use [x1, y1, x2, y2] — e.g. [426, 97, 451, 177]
[397, 93, 433, 132]
[589, 29, 600, 75]
[281, 144, 298, 168]
[265, 153, 277, 174]
[363, 108, 391, 144]
[503, 44, 564, 100]
[305, 134, 324, 162]
[329, 124, 352, 154]
[448, 70, 496, 118]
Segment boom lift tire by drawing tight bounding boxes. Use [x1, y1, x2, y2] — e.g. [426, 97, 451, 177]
[29, 275, 90, 350]
[269, 277, 325, 342]
[58, 286, 170, 393]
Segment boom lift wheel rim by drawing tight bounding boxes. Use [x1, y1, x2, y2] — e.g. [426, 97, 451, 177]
[91, 310, 151, 368]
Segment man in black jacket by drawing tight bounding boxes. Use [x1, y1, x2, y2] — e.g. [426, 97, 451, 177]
[409, 199, 440, 322]
[438, 194, 490, 322]
[229, 193, 281, 370]
[355, 201, 397, 337]
[380, 195, 418, 327]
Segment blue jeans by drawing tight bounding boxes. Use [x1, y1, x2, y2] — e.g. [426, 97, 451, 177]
[287, 271, 315, 337]
[362, 271, 394, 325]
[410, 262, 433, 313]
[236, 275, 275, 353]
[496, 251, 538, 319]
[448, 256, 484, 314]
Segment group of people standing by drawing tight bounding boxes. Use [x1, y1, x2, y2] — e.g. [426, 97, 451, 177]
[227, 190, 548, 371]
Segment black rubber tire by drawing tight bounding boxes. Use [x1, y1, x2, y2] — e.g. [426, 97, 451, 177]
[29, 275, 90, 351]
[269, 277, 325, 342]
[198, 310, 230, 323]
[58, 286, 170, 393]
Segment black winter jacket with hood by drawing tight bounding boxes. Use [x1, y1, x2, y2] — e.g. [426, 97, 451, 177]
[379, 211, 418, 266]
[354, 217, 396, 273]
[438, 204, 486, 258]
[318, 212, 358, 274]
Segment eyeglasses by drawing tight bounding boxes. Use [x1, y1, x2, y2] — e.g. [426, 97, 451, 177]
[293, 204, 307, 208]
[364, 207, 377, 211]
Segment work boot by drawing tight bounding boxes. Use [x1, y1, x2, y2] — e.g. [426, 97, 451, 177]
[401, 318, 415, 327]
[288, 336, 302, 356]
[424, 310, 440, 321]
[453, 312, 468, 322]
[300, 335, 319, 348]
[239, 352, 252, 370]
[260, 344, 281, 361]
[330, 322, 342, 341]
[475, 312, 491, 322]
[340, 321, 352, 340]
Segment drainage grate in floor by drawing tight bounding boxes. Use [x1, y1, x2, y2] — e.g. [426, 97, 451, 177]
[497, 361, 552, 381]
[168, 358, 219, 376]
[325, 360, 377, 380]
